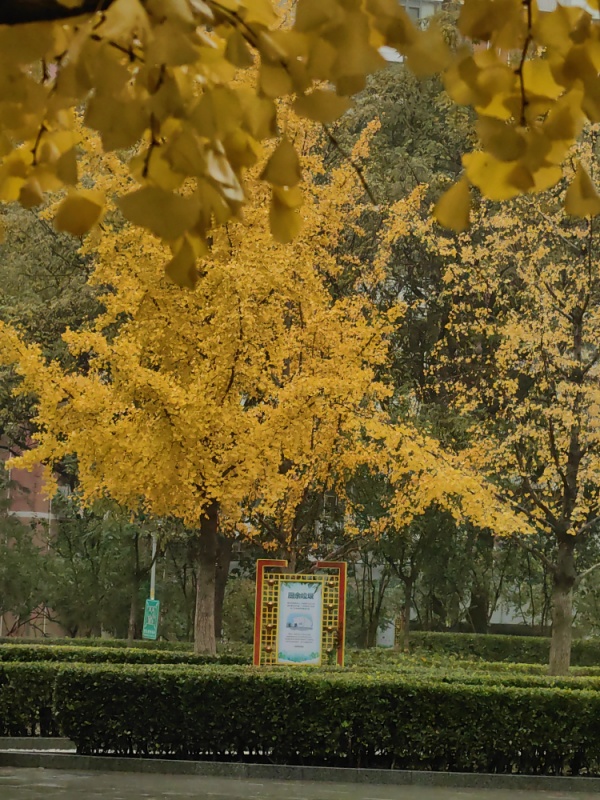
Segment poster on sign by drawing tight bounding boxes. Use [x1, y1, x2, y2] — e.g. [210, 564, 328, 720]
[276, 580, 324, 665]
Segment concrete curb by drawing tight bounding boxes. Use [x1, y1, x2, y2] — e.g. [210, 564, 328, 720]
[2, 749, 600, 792]
[0, 738, 74, 751]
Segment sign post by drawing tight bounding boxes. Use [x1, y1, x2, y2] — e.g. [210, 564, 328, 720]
[142, 533, 160, 640]
[142, 598, 160, 640]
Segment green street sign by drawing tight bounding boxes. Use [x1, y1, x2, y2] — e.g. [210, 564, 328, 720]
[142, 598, 160, 640]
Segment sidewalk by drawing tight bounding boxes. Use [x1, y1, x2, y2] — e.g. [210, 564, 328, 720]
[2, 768, 600, 800]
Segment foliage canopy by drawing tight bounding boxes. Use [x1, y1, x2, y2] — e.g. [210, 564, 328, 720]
[1, 0, 600, 280]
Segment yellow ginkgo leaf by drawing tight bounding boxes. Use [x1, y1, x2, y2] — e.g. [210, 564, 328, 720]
[99, 0, 149, 42]
[225, 29, 254, 68]
[165, 238, 198, 289]
[54, 189, 105, 236]
[463, 151, 533, 200]
[434, 179, 471, 232]
[259, 64, 293, 99]
[404, 22, 451, 77]
[19, 178, 45, 209]
[117, 186, 199, 240]
[56, 148, 79, 186]
[260, 137, 302, 187]
[273, 185, 303, 209]
[294, 90, 352, 123]
[270, 189, 302, 242]
[565, 163, 600, 217]
[522, 60, 564, 101]
[476, 117, 526, 162]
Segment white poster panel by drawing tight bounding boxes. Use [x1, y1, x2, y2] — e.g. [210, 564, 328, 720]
[276, 580, 323, 665]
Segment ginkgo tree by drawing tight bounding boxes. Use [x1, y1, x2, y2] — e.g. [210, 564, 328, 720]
[382, 131, 600, 674]
[0, 0, 600, 279]
[0, 123, 389, 653]
[0, 115, 528, 651]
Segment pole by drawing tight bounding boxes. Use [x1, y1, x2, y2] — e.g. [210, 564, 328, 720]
[150, 533, 157, 601]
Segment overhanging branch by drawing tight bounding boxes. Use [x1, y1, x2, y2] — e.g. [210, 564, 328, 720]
[0, 1, 114, 25]
[575, 560, 600, 588]
[304, 536, 365, 573]
[511, 535, 557, 576]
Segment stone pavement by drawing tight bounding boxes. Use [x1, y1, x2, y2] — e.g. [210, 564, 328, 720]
[1, 769, 600, 800]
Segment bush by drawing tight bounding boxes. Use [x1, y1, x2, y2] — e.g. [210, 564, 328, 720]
[46, 662, 600, 773]
[6, 630, 600, 666]
[4, 660, 600, 773]
[0, 644, 250, 666]
[0, 662, 59, 736]
[222, 578, 255, 644]
[0, 637, 194, 650]
[350, 632, 600, 666]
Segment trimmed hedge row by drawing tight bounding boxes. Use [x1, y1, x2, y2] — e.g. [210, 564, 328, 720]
[50, 663, 600, 773]
[0, 644, 248, 666]
[5, 644, 600, 689]
[4, 660, 600, 773]
[0, 637, 194, 651]
[353, 632, 600, 666]
[3, 642, 600, 674]
[4, 629, 600, 666]
[0, 662, 59, 736]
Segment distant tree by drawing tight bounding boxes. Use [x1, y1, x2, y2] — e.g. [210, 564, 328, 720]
[381, 132, 600, 673]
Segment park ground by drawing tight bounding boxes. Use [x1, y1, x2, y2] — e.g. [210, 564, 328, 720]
[1, 770, 599, 800]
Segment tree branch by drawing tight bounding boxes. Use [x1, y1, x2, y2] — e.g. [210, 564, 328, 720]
[575, 560, 600, 588]
[0, 1, 114, 25]
[304, 536, 365, 572]
[511, 535, 557, 576]
[576, 515, 600, 539]
[512, 442, 559, 529]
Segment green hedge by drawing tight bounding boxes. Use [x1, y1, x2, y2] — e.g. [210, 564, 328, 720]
[6, 631, 600, 666]
[0, 636, 194, 650]
[0, 637, 253, 658]
[0, 662, 59, 736]
[353, 632, 600, 666]
[0, 644, 249, 666]
[48, 663, 600, 773]
[4, 660, 600, 772]
[5, 644, 600, 688]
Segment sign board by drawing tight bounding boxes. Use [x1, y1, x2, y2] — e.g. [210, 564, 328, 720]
[253, 560, 347, 667]
[142, 598, 160, 640]
[277, 579, 324, 665]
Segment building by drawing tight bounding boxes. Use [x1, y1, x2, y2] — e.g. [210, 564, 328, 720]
[0, 445, 63, 638]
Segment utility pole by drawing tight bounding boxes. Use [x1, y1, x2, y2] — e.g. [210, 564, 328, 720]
[142, 532, 160, 640]
[150, 532, 157, 601]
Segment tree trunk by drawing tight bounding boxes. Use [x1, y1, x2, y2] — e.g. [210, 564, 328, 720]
[366, 617, 379, 648]
[214, 535, 233, 641]
[127, 532, 141, 643]
[549, 537, 576, 676]
[194, 500, 219, 655]
[127, 588, 137, 644]
[400, 577, 413, 653]
[468, 582, 489, 634]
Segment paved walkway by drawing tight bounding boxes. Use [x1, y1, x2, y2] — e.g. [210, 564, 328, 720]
[1, 769, 599, 800]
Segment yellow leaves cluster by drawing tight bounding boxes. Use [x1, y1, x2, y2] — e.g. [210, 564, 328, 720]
[377, 423, 531, 537]
[4, 0, 600, 247]
[0, 116, 531, 540]
[436, 0, 600, 229]
[0, 0, 409, 276]
[0, 123, 389, 529]
[384, 150, 600, 537]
